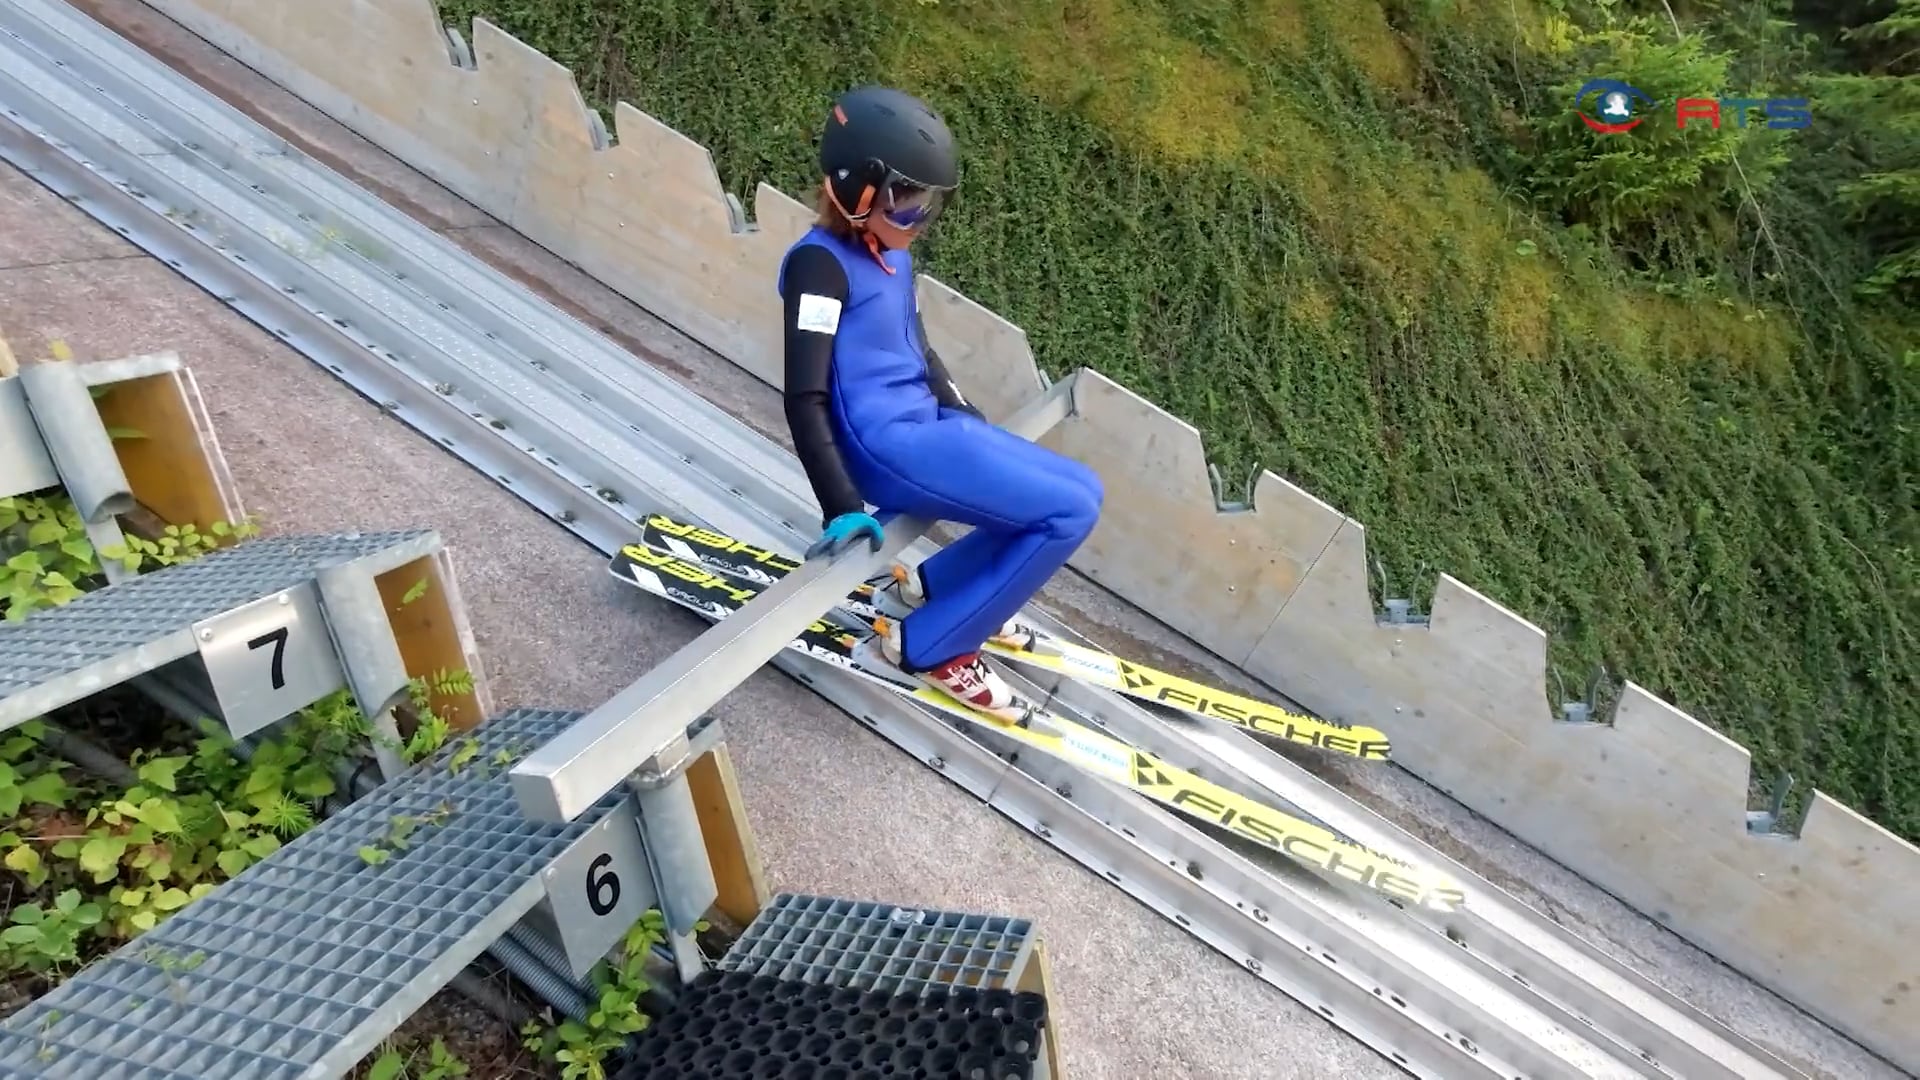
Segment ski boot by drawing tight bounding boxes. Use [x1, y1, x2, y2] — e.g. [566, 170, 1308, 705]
[866, 616, 1035, 727]
[885, 563, 1039, 651]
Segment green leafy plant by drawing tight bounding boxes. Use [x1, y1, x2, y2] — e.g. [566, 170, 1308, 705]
[139, 944, 208, 1005]
[400, 576, 432, 606]
[387, 670, 474, 765]
[0, 690, 379, 960]
[519, 909, 707, 1080]
[0, 495, 98, 620]
[356, 800, 457, 867]
[1525, 15, 1789, 244]
[0, 889, 104, 973]
[422, 668, 474, 698]
[401, 711, 450, 765]
[28, 1009, 61, 1063]
[0, 492, 260, 621]
[0, 501, 408, 999]
[97, 518, 260, 574]
[445, 737, 480, 775]
[366, 1036, 470, 1080]
[1807, 1, 1920, 302]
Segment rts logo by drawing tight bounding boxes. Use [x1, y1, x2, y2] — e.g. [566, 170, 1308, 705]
[1577, 79, 1652, 132]
[1573, 78, 1810, 133]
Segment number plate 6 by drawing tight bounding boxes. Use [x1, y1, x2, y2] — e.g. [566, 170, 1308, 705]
[539, 795, 658, 978]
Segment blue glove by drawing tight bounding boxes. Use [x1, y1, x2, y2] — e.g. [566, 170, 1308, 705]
[806, 511, 884, 559]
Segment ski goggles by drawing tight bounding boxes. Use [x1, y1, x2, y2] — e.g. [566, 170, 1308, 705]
[867, 170, 951, 231]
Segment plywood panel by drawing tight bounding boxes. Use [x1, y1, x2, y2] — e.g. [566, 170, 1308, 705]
[93, 367, 243, 533]
[686, 744, 770, 928]
[374, 549, 487, 731]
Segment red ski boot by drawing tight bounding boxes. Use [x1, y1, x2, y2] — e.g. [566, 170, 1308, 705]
[874, 616, 1022, 721]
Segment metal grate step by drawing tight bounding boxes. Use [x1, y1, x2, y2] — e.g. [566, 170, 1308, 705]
[0, 530, 440, 733]
[718, 893, 1036, 998]
[0, 707, 628, 1079]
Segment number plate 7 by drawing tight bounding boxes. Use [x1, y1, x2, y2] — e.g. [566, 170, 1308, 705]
[193, 583, 348, 740]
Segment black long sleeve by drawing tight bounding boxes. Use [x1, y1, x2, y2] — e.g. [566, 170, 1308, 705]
[780, 243, 868, 525]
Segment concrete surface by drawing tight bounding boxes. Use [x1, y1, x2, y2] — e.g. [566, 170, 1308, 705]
[2, 2, 1910, 1076]
[116, 0, 1920, 1067]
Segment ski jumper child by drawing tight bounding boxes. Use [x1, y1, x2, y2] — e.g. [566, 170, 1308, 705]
[777, 85, 1105, 714]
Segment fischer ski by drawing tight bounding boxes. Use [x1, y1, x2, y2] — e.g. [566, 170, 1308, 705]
[638, 512, 1392, 761]
[608, 541, 1464, 913]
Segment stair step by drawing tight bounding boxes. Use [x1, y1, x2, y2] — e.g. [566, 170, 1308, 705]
[0, 707, 626, 1079]
[0, 529, 440, 733]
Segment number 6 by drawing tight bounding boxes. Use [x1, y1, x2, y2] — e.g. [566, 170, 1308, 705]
[586, 852, 620, 916]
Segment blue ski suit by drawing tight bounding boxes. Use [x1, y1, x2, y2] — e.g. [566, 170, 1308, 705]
[777, 225, 1103, 673]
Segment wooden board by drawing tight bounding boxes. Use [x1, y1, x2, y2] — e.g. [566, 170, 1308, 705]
[92, 367, 243, 533]
[687, 743, 770, 928]
[1013, 937, 1066, 1080]
[374, 548, 487, 731]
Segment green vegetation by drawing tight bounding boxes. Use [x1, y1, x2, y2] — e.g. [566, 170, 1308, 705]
[4, 485, 665, 1076]
[364, 1036, 472, 1080]
[521, 909, 686, 1080]
[1, 492, 467, 1032]
[438, 0, 1916, 837]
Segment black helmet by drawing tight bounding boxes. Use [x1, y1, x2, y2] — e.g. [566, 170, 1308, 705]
[819, 85, 957, 237]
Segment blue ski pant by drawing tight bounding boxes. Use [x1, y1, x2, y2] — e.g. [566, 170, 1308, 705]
[840, 408, 1103, 672]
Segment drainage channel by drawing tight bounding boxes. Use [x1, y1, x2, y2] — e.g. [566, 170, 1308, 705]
[0, 2, 1806, 1077]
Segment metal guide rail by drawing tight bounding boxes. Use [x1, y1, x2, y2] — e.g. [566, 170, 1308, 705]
[980, 634, 1798, 1079]
[0, 1, 1809, 1076]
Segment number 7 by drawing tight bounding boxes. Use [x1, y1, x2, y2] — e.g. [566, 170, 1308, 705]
[248, 626, 289, 690]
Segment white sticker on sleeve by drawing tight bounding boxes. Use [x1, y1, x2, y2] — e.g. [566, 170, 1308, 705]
[795, 293, 842, 335]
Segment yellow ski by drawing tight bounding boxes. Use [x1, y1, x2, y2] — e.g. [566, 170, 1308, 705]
[640, 513, 1391, 761]
[976, 630, 1390, 760]
[611, 540, 1464, 913]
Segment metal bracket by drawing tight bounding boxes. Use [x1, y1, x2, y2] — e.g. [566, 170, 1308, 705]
[191, 582, 350, 740]
[315, 557, 413, 778]
[0, 376, 58, 497]
[629, 714, 725, 790]
[1746, 769, 1796, 835]
[630, 773, 719, 981]
[536, 794, 661, 978]
[15, 357, 135, 523]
